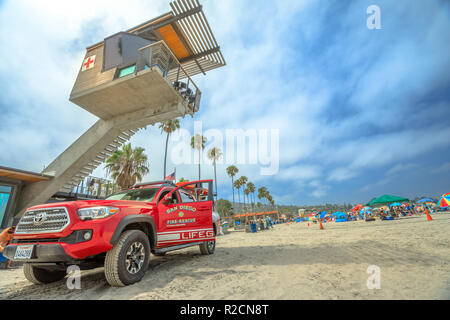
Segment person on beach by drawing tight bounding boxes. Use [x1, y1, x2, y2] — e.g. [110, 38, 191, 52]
[0, 227, 15, 269]
[265, 217, 272, 229]
[259, 218, 265, 231]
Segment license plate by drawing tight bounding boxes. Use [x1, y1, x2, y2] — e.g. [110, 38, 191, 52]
[14, 245, 34, 260]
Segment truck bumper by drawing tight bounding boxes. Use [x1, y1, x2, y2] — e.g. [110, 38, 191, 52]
[4, 244, 78, 263]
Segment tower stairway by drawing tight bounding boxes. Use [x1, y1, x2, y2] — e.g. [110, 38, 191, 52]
[15, 81, 192, 217]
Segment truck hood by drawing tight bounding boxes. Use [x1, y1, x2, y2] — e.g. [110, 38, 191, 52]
[28, 199, 155, 211]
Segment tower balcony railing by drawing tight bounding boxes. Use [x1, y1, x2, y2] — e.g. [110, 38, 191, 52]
[136, 40, 201, 113]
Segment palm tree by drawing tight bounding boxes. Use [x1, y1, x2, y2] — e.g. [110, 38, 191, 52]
[233, 179, 242, 206]
[190, 134, 207, 180]
[243, 188, 248, 210]
[207, 147, 222, 201]
[105, 143, 149, 189]
[268, 195, 274, 208]
[266, 193, 272, 205]
[244, 188, 250, 208]
[243, 187, 251, 224]
[159, 119, 180, 179]
[239, 176, 248, 188]
[226, 165, 239, 209]
[258, 186, 269, 208]
[237, 176, 248, 216]
[246, 182, 255, 208]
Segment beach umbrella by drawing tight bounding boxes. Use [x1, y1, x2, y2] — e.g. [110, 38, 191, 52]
[367, 195, 410, 206]
[360, 207, 372, 218]
[417, 198, 435, 203]
[437, 193, 450, 208]
[351, 204, 363, 212]
[318, 211, 327, 219]
[389, 202, 403, 208]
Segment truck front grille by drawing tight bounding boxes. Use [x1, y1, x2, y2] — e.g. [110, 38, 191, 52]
[15, 207, 70, 234]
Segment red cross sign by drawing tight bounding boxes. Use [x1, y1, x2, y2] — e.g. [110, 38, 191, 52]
[82, 55, 96, 71]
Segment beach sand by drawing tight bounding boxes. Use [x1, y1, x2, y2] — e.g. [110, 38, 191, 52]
[1, 213, 449, 300]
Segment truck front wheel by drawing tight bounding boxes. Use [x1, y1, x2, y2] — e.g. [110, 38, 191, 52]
[104, 230, 151, 287]
[23, 264, 67, 284]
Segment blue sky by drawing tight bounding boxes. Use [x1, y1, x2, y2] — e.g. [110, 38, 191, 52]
[0, 0, 449, 205]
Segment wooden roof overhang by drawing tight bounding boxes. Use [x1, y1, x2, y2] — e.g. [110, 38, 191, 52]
[87, 0, 225, 79]
[0, 166, 52, 183]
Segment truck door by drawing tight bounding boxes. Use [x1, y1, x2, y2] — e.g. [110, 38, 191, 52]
[156, 181, 214, 248]
[156, 187, 180, 231]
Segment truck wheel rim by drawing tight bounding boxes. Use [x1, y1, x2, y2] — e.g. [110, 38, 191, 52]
[125, 242, 145, 274]
[207, 241, 215, 251]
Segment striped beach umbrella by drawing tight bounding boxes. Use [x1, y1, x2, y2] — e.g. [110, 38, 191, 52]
[351, 204, 363, 212]
[437, 193, 450, 208]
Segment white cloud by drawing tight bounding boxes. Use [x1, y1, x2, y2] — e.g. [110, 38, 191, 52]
[386, 163, 418, 176]
[431, 162, 450, 174]
[323, 127, 450, 182]
[277, 165, 321, 181]
[328, 167, 358, 182]
[309, 180, 330, 198]
[360, 177, 391, 192]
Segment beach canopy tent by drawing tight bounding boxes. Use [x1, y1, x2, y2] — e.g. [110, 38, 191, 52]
[333, 212, 348, 222]
[351, 204, 363, 212]
[367, 195, 409, 206]
[438, 193, 450, 208]
[417, 198, 436, 203]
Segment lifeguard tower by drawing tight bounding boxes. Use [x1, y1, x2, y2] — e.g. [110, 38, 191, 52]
[13, 0, 225, 218]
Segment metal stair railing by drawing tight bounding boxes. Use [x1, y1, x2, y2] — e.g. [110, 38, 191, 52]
[136, 41, 201, 114]
[57, 127, 143, 193]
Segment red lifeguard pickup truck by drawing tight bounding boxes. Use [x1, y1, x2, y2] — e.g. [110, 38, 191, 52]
[4, 180, 217, 287]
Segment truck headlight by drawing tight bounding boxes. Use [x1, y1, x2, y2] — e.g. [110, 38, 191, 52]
[77, 207, 119, 221]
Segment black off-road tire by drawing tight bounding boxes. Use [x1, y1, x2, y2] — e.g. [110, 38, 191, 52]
[199, 240, 216, 255]
[104, 230, 151, 287]
[23, 263, 66, 284]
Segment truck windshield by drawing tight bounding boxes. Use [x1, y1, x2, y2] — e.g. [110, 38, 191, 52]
[105, 188, 159, 202]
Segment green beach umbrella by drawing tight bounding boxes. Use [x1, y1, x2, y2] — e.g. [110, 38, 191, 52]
[366, 195, 410, 206]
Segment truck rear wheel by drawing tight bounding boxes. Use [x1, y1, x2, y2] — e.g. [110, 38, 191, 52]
[199, 240, 216, 255]
[23, 264, 66, 284]
[104, 230, 151, 287]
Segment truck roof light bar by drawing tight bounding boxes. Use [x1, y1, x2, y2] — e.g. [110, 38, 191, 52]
[133, 180, 176, 188]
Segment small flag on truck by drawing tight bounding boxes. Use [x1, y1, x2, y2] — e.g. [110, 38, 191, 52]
[165, 172, 175, 181]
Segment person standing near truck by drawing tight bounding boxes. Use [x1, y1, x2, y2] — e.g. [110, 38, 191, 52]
[0, 227, 15, 269]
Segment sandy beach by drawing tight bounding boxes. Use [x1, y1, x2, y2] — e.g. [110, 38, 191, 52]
[1, 213, 449, 300]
